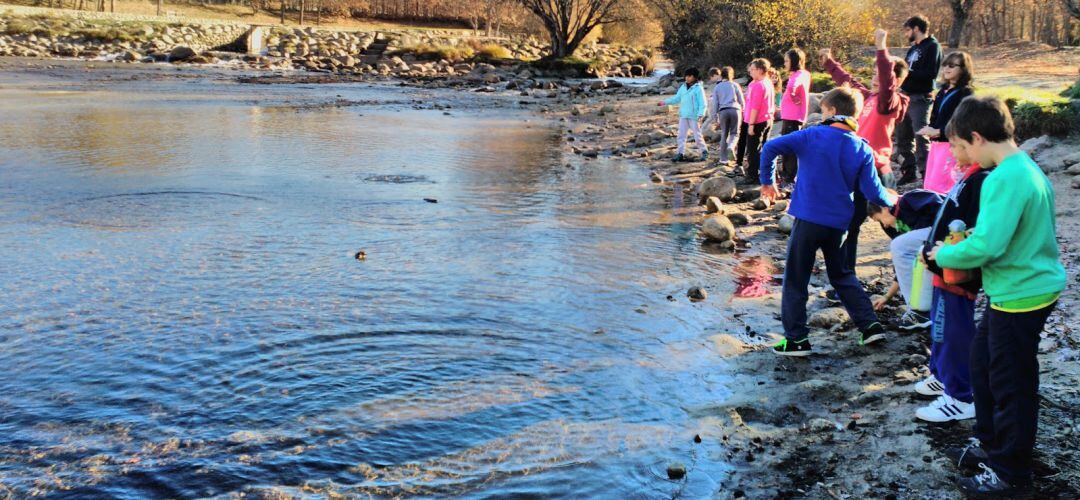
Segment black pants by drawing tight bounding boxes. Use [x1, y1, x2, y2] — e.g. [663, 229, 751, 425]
[781, 218, 879, 341]
[970, 302, 1056, 486]
[778, 119, 804, 185]
[842, 187, 869, 275]
[735, 120, 772, 184]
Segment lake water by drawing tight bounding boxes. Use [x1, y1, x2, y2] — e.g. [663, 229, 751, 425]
[0, 66, 756, 498]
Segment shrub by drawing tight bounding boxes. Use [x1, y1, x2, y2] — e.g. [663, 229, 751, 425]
[474, 43, 511, 60]
[3, 19, 37, 36]
[73, 27, 138, 43]
[1062, 77, 1080, 100]
[396, 43, 474, 62]
[529, 56, 600, 77]
[1010, 101, 1078, 140]
[664, 0, 879, 75]
[628, 53, 656, 75]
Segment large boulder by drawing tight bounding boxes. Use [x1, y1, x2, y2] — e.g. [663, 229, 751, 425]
[778, 213, 795, 234]
[1020, 135, 1052, 157]
[701, 214, 736, 242]
[698, 176, 737, 203]
[169, 46, 196, 62]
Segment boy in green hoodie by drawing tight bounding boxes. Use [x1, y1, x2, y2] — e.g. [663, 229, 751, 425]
[927, 96, 1066, 497]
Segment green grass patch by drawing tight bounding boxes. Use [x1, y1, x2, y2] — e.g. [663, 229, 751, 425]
[1060, 77, 1080, 100]
[976, 85, 1077, 140]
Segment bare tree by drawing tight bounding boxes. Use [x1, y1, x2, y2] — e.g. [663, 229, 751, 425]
[517, 0, 622, 58]
[1066, 0, 1080, 19]
[947, 0, 978, 47]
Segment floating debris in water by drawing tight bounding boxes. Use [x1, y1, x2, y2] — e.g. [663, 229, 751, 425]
[423, 198, 438, 203]
[354, 250, 366, 261]
[666, 462, 687, 480]
[360, 173, 434, 184]
[687, 286, 707, 302]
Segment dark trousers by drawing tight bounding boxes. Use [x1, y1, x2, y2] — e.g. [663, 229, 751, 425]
[970, 302, 1056, 486]
[735, 120, 772, 184]
[777, 119, 804, 185]
[894, 92, 932, 178]
[781, 218, 880, 341]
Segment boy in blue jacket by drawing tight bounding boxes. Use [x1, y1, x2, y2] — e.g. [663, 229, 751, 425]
[658, 67, 708, 162]
[760, 87, 898, 356]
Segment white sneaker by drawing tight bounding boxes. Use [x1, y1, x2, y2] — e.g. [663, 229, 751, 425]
[916, 394, 976, 422]
[914, 374, 945, 397]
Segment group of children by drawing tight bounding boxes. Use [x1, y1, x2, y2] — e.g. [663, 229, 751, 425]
[659, 25, 1066, 498]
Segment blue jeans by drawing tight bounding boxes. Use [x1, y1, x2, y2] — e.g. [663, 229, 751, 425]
[781, 218, 880, 341]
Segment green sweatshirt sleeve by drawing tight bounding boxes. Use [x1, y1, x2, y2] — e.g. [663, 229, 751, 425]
[935, 166, 1024, 269]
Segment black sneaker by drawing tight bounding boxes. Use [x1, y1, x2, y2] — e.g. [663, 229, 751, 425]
[956, 463, 1033, 499]
[772, 338, 812, 357]
[672, 154, 685, 163]
[859, 322, 887, 346]
[896, 309, 932, 331]
[945, 438, 990, 471]
[897, 170, 918, 185]
[824, 289, 841, 305]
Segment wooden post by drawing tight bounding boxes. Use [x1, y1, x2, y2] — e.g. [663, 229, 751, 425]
[299, 0, 305, 25]
[280, 0, 286, 24]
[156, 0, 161, 16]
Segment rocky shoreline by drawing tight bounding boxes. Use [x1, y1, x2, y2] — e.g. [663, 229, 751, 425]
[0, 7, 653, 78]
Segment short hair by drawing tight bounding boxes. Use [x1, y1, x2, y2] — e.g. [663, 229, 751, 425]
[749, 57, 771, 73]
[940, 51, 974, 88]
[944, 95, 1015, 143]
[891, 57, 909, 81]
[684, 67, 700, 79]
[785, 48, 806, 71]
[867, 189, 898, 215]
[708, 67, 721, 77]
[904, 15, 930, 34]
[720, 66, 734, 80]
[821, 87, 864, 117]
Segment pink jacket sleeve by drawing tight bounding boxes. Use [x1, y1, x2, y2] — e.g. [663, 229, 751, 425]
[744, 82, 765, 122]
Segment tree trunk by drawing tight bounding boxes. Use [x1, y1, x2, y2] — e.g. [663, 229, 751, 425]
[156, 0, 162, 16]
[947, 0, 978, 48]
[299, 0, 305, 25]
[280, 0, 286, 24]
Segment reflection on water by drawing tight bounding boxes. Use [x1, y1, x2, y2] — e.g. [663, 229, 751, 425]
[0, 74, 745, 497]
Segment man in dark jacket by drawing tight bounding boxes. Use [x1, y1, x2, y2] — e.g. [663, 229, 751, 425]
[894, 15, 943, 185]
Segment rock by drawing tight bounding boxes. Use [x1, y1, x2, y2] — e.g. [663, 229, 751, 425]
[805, 113, 824, 126]
[666, 462, 687, 480]
[705, 196, 723, 214]
[701, 214, 736, 242]
[777, 214, 795, 234]
[1067, 164, 1080, 176]
[600, 104, 616, 114]
[570, 105, 585, 116]
[697, 176, 737, 202]
[808, 93, 824, 114]
[119, 50, 141, 62]
[752, 198, 771, 210]
[650, 172, 664, 183]
[728, 212, 749, 226]
[772, 200, 789, 212]
[1020, 135, 1052, 157]
[687, 286, 707, 302]
[168, 46, 196, 62]
[1073, 177, 1080, 189]
[634, 132, 656, 147]
[807, 418, 840, 433]
[809, 307, 850, 328]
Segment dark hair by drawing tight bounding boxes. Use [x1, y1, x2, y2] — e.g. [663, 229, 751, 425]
[821, 87, 863, 117]
[904, 15, 930, 34]
[708, 67, 721, 77]
[940, 51, 974, 88]
[684, 67, 700, 79]
[785, 48, 806, 71]
[720, 66, 734, 81]
[891, 57, 909, 81]
[944, 95, 1015, 143]
[749, 58, 771, 74]
[867, 189, 899, 215]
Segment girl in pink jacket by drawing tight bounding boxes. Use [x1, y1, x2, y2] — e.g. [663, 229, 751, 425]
[778, 48, 811, 184]
[735, 58, 777, 184]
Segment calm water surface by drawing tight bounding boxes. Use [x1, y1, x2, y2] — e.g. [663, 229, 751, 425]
[0, 68, 761, 498]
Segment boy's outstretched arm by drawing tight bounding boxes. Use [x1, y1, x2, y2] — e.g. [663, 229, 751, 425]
[858, 151, 896, 208]
[934, 174, 1025, 269]
[821, 48, 869, 97]
[874, 29, 902, 115]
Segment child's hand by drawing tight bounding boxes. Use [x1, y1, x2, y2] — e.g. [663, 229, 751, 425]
[760, 184, 778, 202]
[817, 48, 832, 66]
[874, 29, 888, 50]
[927, 241, 945, 261]
[873, 296, 888, 311]
[917, 126, 939, 138]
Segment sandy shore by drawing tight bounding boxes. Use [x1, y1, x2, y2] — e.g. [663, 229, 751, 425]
[550, 83, 1080, 498]
[2, 55, 1077, 498]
